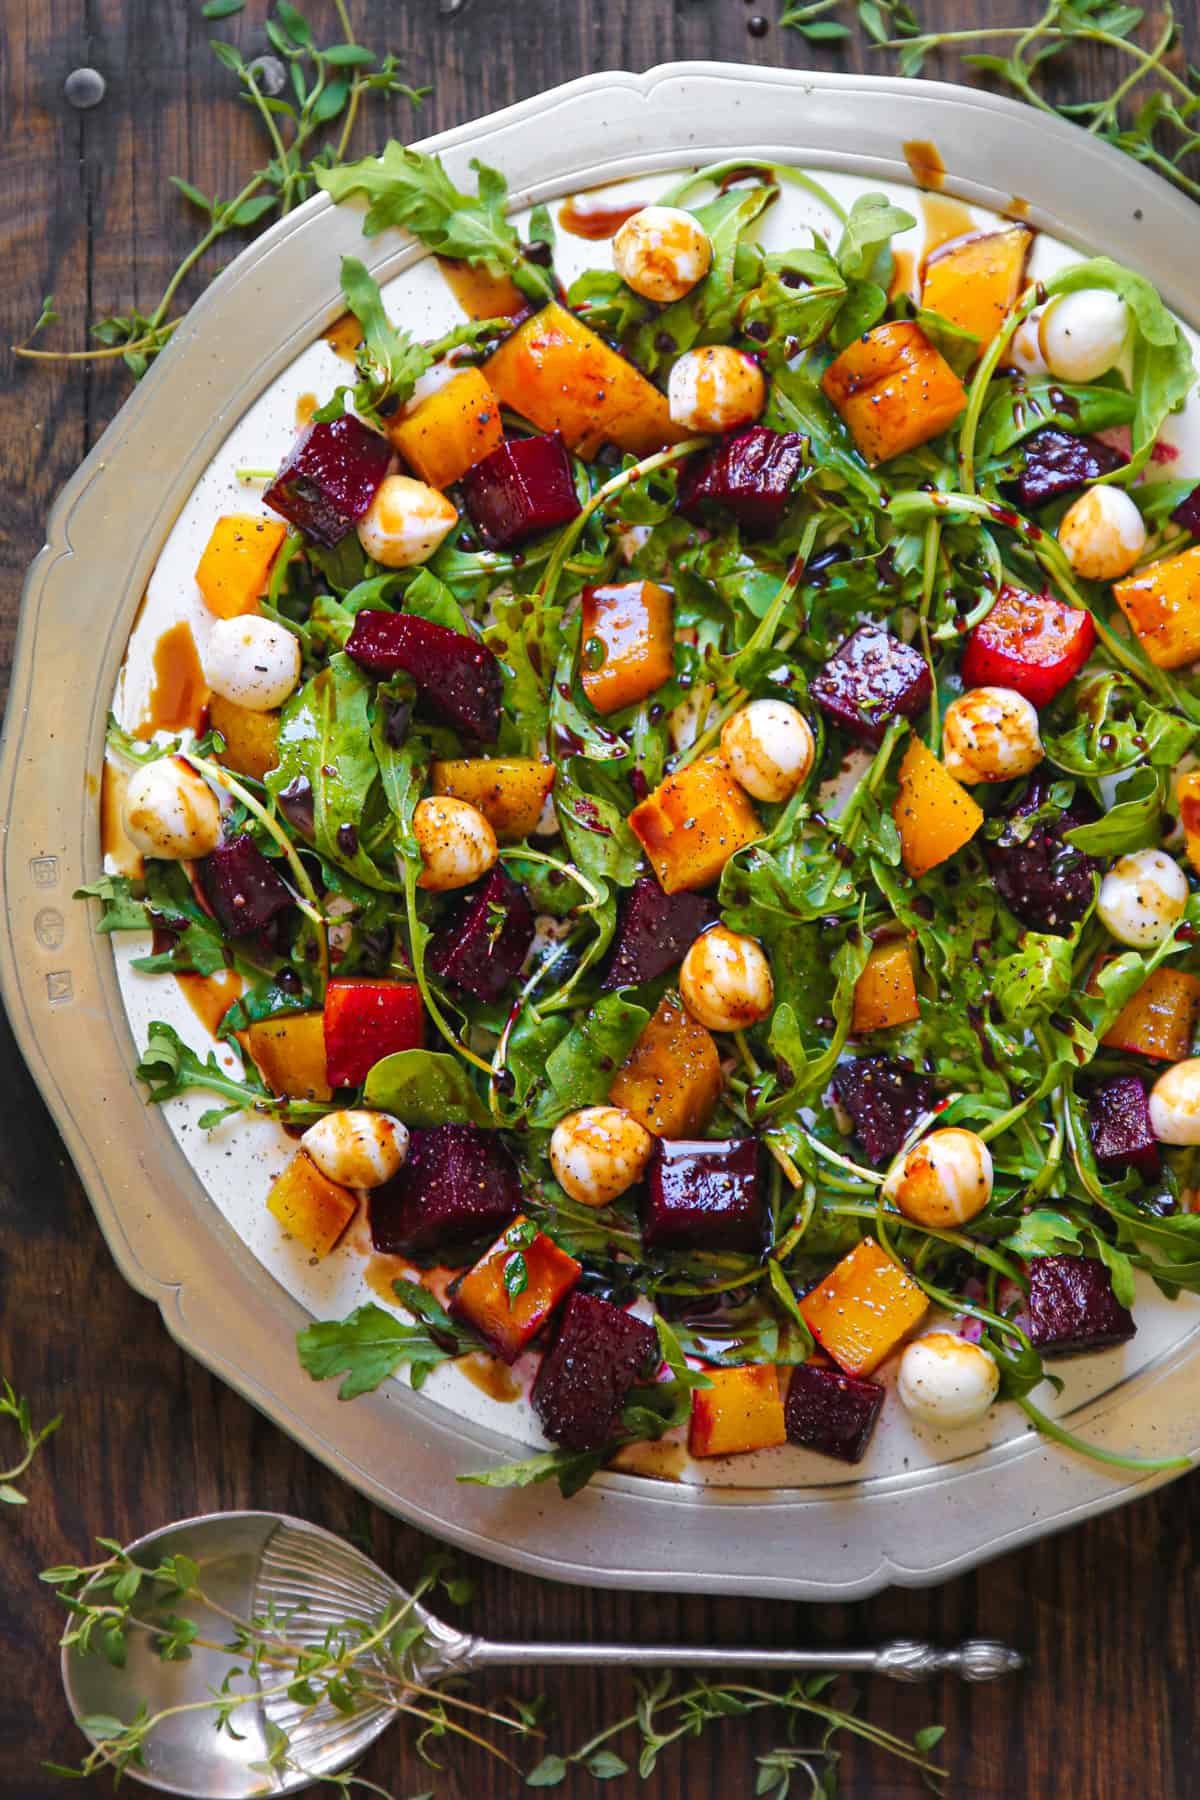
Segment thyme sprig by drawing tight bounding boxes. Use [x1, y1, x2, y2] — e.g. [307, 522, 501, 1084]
[0, 1377, 60, 1507]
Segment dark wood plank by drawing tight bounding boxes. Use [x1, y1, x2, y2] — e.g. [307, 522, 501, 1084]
[1, 2, 1199, 1794]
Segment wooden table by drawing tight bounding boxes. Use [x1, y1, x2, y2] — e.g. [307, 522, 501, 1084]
[3, 2, 1198, 1793]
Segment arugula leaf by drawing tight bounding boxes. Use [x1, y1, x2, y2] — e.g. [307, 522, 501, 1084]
[991, 932, 1075, 1028]
[553, 762, 643, 888]
[364, 1048, 491, 1125]
[1065, 766, 1164, 855]
[76, 866, 230, 977]
[834, 192, 916, 284]
[768, 363, 882, 505]
[529, 995, 650, 1128]
[976, 375, 1136, 460]
[313, 256, 431, 427]
[136, 1021, 271, 1122]
[297, 1282, 480, 1399]
[1043, 673, 1199, 777]
[912, 306, 981, 378]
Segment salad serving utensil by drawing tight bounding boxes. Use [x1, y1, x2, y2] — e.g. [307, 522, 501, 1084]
[61, 1510, 1024, 1797]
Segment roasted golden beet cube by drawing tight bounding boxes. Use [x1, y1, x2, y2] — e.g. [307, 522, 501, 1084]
[195, 514, 288, 619]
[387, 367, 504, 491]
[800, 1237, 928, 1377]
[432, 757, 555, 842]
[243, 1013, 332, 1102]
[208, 694, 281, 783]
[688, 1365, 787, 1458]
[580, 581, 675, 715]
[919, 226, 1031, 351]
[1101, 966, 1200, 1063]
[609, 995, 722, 1137]
[852, 941, 921, 1034]
[630, 755, 761, 895]
[267, 1151, 355, 1258]
[449, 1215, 582, 1363]
[893, 738, 984, 879]
[821, 321, 968, 465]
[1113, 546, 1200, 671]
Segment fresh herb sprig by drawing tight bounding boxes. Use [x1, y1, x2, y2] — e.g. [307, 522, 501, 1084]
[0, 1377, 60, 1507]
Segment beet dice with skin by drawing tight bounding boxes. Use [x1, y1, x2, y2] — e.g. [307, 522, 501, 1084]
[1088, 1076, 1161, 1181]
[1025, 1254, 1136, 1357]
[532, 1292, 660, 1450]
[601, 879, 718, 990]
[460, 432, 580, 549]
[678, 427, 808, 535]
[833, 1057, 933, 1165]
[809, 625, 932, 747]
[198, 835, 294, 940]
[323, 977, 424, 1089]
[263, 416, 391, 547]
[429, 866, 535, 1003]
[960, 584, 1095, 710]
[345, 611, 502, 743]
[784, 1361, 885, 1464]
[1013, 426, 1127, 511]
[987, 780, 1101, 934]
[1172, 484, 1200, 538]
[369, 1125, 521, 1257]
[642, 1139, 764, 1253]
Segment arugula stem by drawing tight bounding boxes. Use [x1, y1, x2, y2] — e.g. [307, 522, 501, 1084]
[1016, 1394, 1192, 1473]
[958, 284, 1041, 496]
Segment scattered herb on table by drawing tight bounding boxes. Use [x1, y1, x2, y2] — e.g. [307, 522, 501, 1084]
[0, 1376, 60, 1507]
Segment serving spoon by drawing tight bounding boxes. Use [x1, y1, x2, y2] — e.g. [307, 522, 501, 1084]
[62, 1510, 1023, 1797]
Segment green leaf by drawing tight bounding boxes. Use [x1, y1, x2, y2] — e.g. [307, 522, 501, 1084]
[273, 1, 313, 47]
[201, 0, 245, 17]
[912, 305, 981, 377]
[0, 1484, 28, 1506]
[1065, 766, 1163, 855]
[169, 176, 215, 214]
[297, 1298, 474, 1400]
[768, 363, 882, 505]
[526, 1755, 569, 1787]
[587, 1750, 630, 1779]
[460, 1442, 608, 1495]
[530, 994, 649, 1127]
[554, 762, 643, 888]
[364, 1048, 491, 1126]
[1004, 1209, 1083, 1258]
[835, 192, 916, 284]
[992, 932, 1075, 1028]
[914, 1724, 947, 1753]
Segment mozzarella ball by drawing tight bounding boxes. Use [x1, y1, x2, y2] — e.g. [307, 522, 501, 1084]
[1149, 1059, 1200, 1145]
[301, 1110, 409, 1188]
[550, 1104, 654, 1208]
[204, 614, 301, 713]
[668, 345, 765, 435]
[883, 1128, 993, 1228]
[357, 475, 457, 569]
[1057, 484, 1146, 582]
[1005, 314, 1046, 379]
[721, 700, 815, 803]
[412, 796, 497, 891]
[941, 686, 1043, 785]
[612, 205, 713, 304]
[122, 757, 221, 861]
[679, 924, 774, 1032]
[1096, 847, 1188, 948]
[1040, 289, 1130, 383]
[897, 1333, 1000, 1429]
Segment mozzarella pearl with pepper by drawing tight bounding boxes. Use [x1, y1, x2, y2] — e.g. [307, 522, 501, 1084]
[721, 699, 816, 803]
[897, 1332, 1000, 1429]
[412, 796, 498, 891]
[667, 345, 765, 435]
[1149, 1059, 1200, 1145]
[941, 686, 1044, 785]
[301, 1110, 409, 1188]
[550, 1105, 654, 1208]
[1096, 847, 1188, 948]
[1040, 289, 1130, 384]
[204, 614, 302, 712]
[679, 924, 774, 1032]
[1057, 484, 1146, 582]
[883, 1128, 994, 1229]
[357, 474, 458, 568]
[612, 205, 713, 304]
[122, 757, 222, 861]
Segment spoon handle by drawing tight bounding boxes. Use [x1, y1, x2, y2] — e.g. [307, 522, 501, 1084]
[467, 1636, 1023, 1683]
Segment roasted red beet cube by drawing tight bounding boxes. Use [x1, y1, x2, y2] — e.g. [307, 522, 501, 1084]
[1172, 484, 1200, 538]
[987, 780, 1100, 934]
[429, 867, 535, 1003]
[961, 584, 1095, 709]
[678, 427, 808, 535]
[808, 625, 932, 747]
[784, 1361, 884, 1463]
[642, 1139, 764, 1253]
[197, 835, 294, 940]
[832, 1057, 932, 1165]
[601, 879, 718, 990]
[323, 977, 424, 1089]
[1013, 426, 1127, 511]
[1026, 1254, 1136, 1357]
[1088, 1076, 1161, 1181]
[460, 432, 580, 549]
[369, 1125, 521, 1257]
[531, 1292, 660, 1450]
[345, 611, 502, 743]
[263, 415, 391, 547]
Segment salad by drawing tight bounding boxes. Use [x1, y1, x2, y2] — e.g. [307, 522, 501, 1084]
[84, 145, 1200, 1495]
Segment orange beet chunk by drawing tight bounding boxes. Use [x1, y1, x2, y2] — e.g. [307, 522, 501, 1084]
[387, 368, 504, 491]
[609, 995, 722, 1137]
[800, 1237, 929, 1377]
[1101, 966, 1200, 1062]
[630, 754, 761, 894]
[852, 941, 921, 1034]
[893, 738, 984, 879]
[581, 580, 675, 715]
[1113, 545, 1200, 671]
[195, 515, 288, 620]
[688, 1365, 787, 1458]
[1178, 770, 1200, 875]
[821, 321, 968, 465]
[919, 226, 1031, 351]
[484, 301, 679, 458]
[432, 757, 555, 842]
[449, 1215, 581, 1363]
[244, 1013, 332, 1102]
[267, 1151, 355, 1258]
[324, 978, 425, 1089]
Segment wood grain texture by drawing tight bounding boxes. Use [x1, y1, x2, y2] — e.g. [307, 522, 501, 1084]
[1, 1, 1199, 1793]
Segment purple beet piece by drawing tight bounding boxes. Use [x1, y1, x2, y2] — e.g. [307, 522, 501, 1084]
[345, 611, 502, 743]
[784, 1361, 885, 1464]
[369, 1125, 521, 1257]
[197, 835, 294, 940]
[429, 866, 535, 1003]
[531, 1291, 660, 1450]
[808, 624, 933, 747]
[1088, 1076, 1161, 1181]
[1026, 1254, 1136, 1357]
[263, 415, 391, 547]
[832, 1057, 932, 1165]
[986, 779, 1101, 935]
[1014, 426, 1127, 511]
[460, 432, 581, 549]
[642, 1139, 764, 1253]
[1172, 484, 1200, 537]
[601, 879, 718, 991]
[678, 427, 809, 535]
